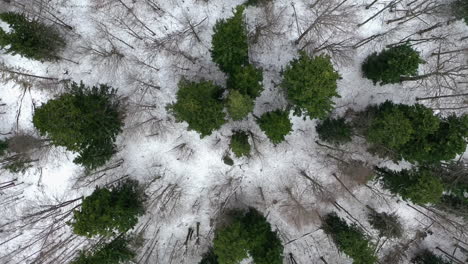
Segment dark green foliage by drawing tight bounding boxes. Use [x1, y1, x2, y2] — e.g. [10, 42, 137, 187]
[230, 131, 250, 157]
[227, 64, 264, 99]
[199, 248, 219, 264]
[362, 44, 422, 85]
[33, 82, 123, 170]
[227, 90, 254, 120]
[282, 52, 340, 118]
[257, 110, 292, 144]
[452, 0, 468, 25]
[316, 117, 352, 145]
[71, 180, 144, 238]
[70, 236, 135, 264]
[245, 0, 272, 6]
[0, 12, 65, 61]
[411, 250, 451, 264]
[363, 101, 468, 163]
[167, 80, 226, 137]
[211, 6, 248, 74]
[437, 194, 468, 220]
[322, 213, 377, 264]
[375, 167, 444, 205]
[213, 208, 283, 264]
[367, 211, 403, 238]
[223, 155, 234, 166]
[0, 139, 8, 156]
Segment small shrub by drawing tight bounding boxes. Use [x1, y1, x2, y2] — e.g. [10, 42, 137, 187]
[322, 213, 377, 264]
[230, 131, 250, 158]
[0, 12, 65, 61]
[375, 167, 444, 205]
[411, 249, 451, 264]
[168, 80, 226, 137]
[362, 44, 422, 85]
[70, 180, 145, 237]
[257, 110, 292, 144]
[33, 81, 123, 170]
[227, 64, 264, 99]
[0, 139, 8, 156]
[227, 90, 254, 121]
[316, 117, 352, 145]
[282, 52, 340, 119]
[367, 210, 403, 238]
[70, 236, 135, 264]
[211, 6, 248, 74]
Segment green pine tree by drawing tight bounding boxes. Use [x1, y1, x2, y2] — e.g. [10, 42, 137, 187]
[281, 52, 340, 119]
[322, 213, 378, 264]
[257, 110, 292, 144]
[367, 210, 403, 238]
[199, 248, 219, 264]
[0, 12, 65, 61]
[452, 0, 468, 25]
[213, 208, 283, 264]
[375, 167, 444, 205]
[211, 6, 248, 74]
[70, 180, 145, 238]
[362, 44, 423, 85]
[32, 82, 123, 170]
[316, 117, 353, 145]
[227, 90, 254, 121]
[227, 64, 264, 99]
[411, 250, 451, 264]
[230, 131, 251, 158]
[70, 236, 135, 264]
[167, 80, 226, 137]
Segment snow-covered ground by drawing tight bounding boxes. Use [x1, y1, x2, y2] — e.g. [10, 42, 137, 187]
[0, 0, 467, 263]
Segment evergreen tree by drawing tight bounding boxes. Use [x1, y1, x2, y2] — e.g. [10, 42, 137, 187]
[411, 250, 451, 264]
[316, 117, 353, 145]
[227, 90, 254, 121]
[33, 82, 123, 170]
[70, 180, 144, 238]
[227, 64, 264, 99]
[375, 167, 444, 205]
[213, 208, 283, 264]
[367, 210, 403, 238]
[452, 0, 468, 25]
[167, 80, 226, 137]
[257, 110, 292, 144]
[0, 12, 65, 61]
[211, 6, 248, 74]
[0, 139, 8, 156]
[230, 131, 250, 158]
[71, 236, 135, 264]
[361, 101, 467, 163]
[282, 52, 340, 118]
[322, 213, 377, 264]
[362, 44, 422, 85]
[199, 248, 219, 264]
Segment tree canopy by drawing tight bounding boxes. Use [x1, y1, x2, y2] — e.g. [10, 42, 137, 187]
[168, 80, 226, 137]
[375, 167, 444, 205]
[257, 110, 292, 144]
[0, 12, 65, 61]
[322, 213, 377, 264]
[211, 6, 248, 74]
[70, 180, 144, 238]
[230, 131, 250, 158]
[227, 90, 254, 121]
[316, 117, 353, 145]
[213, 208, 283, 264]
[70, 236, 135, 264]
[362, 44, 422, 85]
[33, 82, 123, 170]
[282, 52, 340, 119]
